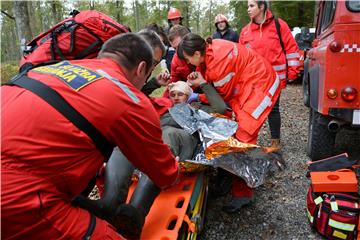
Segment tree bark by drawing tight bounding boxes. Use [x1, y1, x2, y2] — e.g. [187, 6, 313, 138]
[133, 0, 140, 31]
[13, 1, 33, 53]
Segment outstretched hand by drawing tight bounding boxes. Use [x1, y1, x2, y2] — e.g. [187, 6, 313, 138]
[187, 71, 206, 87]
[156, 72, 170, 86]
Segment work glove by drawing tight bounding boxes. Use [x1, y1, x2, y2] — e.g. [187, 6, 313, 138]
[187, 92, 199, 103]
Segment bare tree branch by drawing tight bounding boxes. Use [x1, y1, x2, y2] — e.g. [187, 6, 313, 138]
[1, 10, 15, 20]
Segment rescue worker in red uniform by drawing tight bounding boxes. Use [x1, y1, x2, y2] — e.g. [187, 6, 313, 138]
[166, 7, 190, 34]
[239, 0, 300, 151]
[178, 34, 280, 212]
[1, 33, 179, 239]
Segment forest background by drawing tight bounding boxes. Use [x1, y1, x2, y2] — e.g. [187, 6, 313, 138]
[0, 0, 316, 82]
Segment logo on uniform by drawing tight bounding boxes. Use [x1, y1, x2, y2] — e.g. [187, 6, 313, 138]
[32, 61, 103, 91]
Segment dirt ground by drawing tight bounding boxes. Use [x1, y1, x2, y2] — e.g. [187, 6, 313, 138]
[200, 83, 360, 240]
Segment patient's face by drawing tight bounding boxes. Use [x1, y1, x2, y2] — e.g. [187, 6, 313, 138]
[170, 90, 188, 105]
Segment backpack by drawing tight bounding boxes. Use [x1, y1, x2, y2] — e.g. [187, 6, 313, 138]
[19, 10, 129, 73]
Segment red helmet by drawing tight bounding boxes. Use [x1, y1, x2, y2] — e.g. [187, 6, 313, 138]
[168, 8, 182, 20]
[215, 14, 228, 24]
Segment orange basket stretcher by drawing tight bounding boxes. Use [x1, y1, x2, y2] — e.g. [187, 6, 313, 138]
[127, 172, 208, 240]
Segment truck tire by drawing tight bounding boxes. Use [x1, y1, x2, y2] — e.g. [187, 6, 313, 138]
[303, 73, 310, 107]
[307, 109, 336, 161]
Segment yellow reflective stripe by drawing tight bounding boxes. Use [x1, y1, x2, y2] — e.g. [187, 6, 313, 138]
[328, 219, 355, 231]
[333, 230, 347, 239]
[314, 196, 323, 205]
[306, 209, 314, 223]
[330, 201, 339, 211]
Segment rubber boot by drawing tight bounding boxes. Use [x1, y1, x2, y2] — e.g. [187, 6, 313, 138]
[113, 174, 161, 240]
[73, 147, 135, 220]
[270, 138, 281, 152]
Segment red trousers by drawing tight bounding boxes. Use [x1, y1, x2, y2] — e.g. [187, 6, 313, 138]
[231, 126, 260, 198]
[2, 168, 125, 239]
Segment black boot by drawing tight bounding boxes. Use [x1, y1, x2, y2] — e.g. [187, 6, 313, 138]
[73, 147, 135, 220]
[112, 174, 161, 240]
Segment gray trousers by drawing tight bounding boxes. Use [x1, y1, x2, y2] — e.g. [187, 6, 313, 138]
[162, 126, 198, 161]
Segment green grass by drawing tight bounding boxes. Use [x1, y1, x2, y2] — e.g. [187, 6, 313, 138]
[1, 62, 19, 84]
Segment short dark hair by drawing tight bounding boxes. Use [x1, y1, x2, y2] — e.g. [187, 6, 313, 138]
[138, 29, 166, 57]
[168, 25, 190, 42]
[145, 23, 170, 46]
[100, 33, 153, 73]
[177, 33, 206, 60]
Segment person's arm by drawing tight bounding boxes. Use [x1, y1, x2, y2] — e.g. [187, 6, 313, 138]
[279, 19, 300, 81]
[111, 98, 179, 189]
[141, 77, 160, 96]
[187, 72, 226, 114]
[141, 72, 170, 96]
[198, 82, 227, 114]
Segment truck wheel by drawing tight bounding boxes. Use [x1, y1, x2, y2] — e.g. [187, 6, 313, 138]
[307, 109, 336, 161]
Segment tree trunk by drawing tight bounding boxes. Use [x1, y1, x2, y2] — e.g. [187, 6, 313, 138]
[298, 2, 304, 27]
[184, 1, 189, 27]
[51, 1, 63, 25]
[133, 0, 140, 31]
[209, 0, 212, 34]
[13, 1, 33, 54]
[115, 0, 123, 22]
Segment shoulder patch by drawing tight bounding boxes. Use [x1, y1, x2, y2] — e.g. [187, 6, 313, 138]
[32, 61, 103, 91]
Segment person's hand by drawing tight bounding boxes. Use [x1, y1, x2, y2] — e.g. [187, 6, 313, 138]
[187, 71, 206, 87]
[187, 92, 199, 103]
[156, 72, 170, 86]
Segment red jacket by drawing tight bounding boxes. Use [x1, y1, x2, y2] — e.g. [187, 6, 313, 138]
[198, 39, 281, 140]
[163, 53, 194, 97]
[240, 11, 300, 88]
[1, 58, 178, 239]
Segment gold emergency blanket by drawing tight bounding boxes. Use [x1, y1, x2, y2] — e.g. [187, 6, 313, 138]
[205, 137, 258, 159]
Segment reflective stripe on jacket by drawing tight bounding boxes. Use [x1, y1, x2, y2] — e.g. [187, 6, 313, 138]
[198, 39, 280, 136]
[239, 10, 300, 88]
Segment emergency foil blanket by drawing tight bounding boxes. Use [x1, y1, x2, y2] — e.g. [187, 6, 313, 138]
[169, 104, 284, 188]
[168, 103, 237, 141]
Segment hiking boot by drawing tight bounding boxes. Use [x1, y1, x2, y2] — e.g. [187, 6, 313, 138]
[112, 174, 160, 240]
[222, 196, 253, 213]
[270, 139, 281, 152]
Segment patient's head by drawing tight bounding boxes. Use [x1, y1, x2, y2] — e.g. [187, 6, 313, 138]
[168, 81, 193, 104]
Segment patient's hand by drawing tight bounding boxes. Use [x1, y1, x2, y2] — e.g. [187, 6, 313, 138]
[187, 71, 206, 87]
[156, 72, 170, 86]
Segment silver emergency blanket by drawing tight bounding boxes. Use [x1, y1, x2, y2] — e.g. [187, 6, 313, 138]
[168, 103, 237, 142]
[169, 104, 284, 188]
[188, 149, 284, 188]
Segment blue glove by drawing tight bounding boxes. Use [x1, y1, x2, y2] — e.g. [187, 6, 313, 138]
[187, 93, 199, 103]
